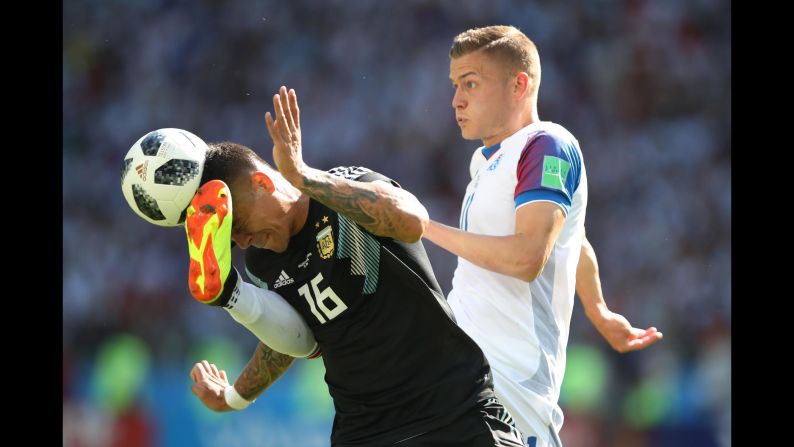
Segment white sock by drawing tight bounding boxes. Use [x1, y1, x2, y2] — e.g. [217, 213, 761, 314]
[224, 277, 259, 324]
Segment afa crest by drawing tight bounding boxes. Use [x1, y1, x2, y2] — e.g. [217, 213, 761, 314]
[316, 225, 334, 259]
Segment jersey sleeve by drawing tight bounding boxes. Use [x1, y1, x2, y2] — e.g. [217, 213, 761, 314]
[514, 132, 581, 215]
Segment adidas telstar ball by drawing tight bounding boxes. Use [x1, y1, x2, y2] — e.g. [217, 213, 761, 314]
[120, 128, 208, 227]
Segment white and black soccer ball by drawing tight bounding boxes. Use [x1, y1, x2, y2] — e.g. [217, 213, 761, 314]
[120, 128, 207, 227]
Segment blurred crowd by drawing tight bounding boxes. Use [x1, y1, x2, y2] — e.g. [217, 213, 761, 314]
[63, 0, 730, 446]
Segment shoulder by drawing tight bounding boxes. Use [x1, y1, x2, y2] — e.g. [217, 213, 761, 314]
[520, 124, 582, 164]
[327, 165, 401, 188]
[327, 166, 374, 180]
[531, 123, 580, 150]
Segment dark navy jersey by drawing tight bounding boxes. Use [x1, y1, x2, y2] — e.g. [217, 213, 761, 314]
[244, 167, 495, 446]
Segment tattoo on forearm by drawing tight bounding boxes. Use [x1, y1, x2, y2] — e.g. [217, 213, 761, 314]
[235, 343, 295, 400]
[302, 174, 411, 239]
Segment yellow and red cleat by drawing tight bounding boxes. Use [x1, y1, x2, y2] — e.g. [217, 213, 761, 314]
[185, 180, 233, 304]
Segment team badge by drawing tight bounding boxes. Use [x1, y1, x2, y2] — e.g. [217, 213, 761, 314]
[316, 225, 334, 259]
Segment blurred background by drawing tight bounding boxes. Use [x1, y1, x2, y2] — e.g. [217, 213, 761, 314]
[63, 0, 730, 446]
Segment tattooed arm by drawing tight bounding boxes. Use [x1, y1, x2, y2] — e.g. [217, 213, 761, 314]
[189, 342, 296, 411]
[299, 171, 428, 243]
[235, 342, 296, 400]
[265, 86, 429, 243]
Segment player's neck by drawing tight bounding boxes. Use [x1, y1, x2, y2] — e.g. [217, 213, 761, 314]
[482, 108, 539, 147]
[290, 194, 311, 236]
[513, 107, 540, 137]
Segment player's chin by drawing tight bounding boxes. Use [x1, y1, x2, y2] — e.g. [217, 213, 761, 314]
[460, 128, 480, 141]
[267, 238, 289, 253]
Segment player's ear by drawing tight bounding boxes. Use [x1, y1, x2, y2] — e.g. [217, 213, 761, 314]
[252, 171, 275, 193]
[514, 71, 530, 98]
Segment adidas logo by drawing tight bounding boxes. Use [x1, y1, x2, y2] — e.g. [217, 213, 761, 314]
[136, 161, 148, 181]
[273, 270, 294, 289]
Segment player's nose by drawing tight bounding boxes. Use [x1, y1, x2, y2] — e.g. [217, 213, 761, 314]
[452, 88, 466, 109]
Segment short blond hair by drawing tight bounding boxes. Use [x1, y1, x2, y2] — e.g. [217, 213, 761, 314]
[450, 25, 540, 88]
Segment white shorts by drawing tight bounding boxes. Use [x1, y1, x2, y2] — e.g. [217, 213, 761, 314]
[490, 366, 563, 447]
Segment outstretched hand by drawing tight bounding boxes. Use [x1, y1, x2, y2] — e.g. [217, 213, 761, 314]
[265, 85, 305, 186]
[190, 359, 233, 412]
[593, 310, 663, 353]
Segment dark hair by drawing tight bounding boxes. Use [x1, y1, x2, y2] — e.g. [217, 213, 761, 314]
[450, 25, 540, 88]
[200, 142, 269, 190]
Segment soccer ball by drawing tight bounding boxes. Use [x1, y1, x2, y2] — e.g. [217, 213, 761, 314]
[120, 128, 208, 227]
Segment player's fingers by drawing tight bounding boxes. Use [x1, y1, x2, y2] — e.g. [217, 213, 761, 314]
[190, 365, 201, 383]
[626, 332, 663, 351]
[281, 86, 296, 133]
[273, 93, 291, 137]
[279, 85, 295, 131]
[210, 363, 220, 378]
[289, 88, 300, 127]
[627, 327, 646, 340]
[201, 360, 214, 375]
[632, 327, 660, 340]
[274, 89, 286, 130]
[194, 361, 208, 377]
[264, 112, 279, 140]
[220, 370, 228, 382]
[652, 331, 663, 340]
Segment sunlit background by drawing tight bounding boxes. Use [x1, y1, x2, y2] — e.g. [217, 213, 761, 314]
[63, 1, 730, 446]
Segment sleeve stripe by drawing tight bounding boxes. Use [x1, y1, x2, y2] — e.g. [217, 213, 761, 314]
[515, 190, 571, 215]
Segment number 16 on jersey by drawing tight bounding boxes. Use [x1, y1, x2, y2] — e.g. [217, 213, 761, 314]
[298, 272, 348, 323]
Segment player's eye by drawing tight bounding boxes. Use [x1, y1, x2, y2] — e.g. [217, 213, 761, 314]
[466, 81, 476, 89]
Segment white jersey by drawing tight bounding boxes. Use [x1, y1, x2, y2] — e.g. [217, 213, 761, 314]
[448, 121, 587, 445]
